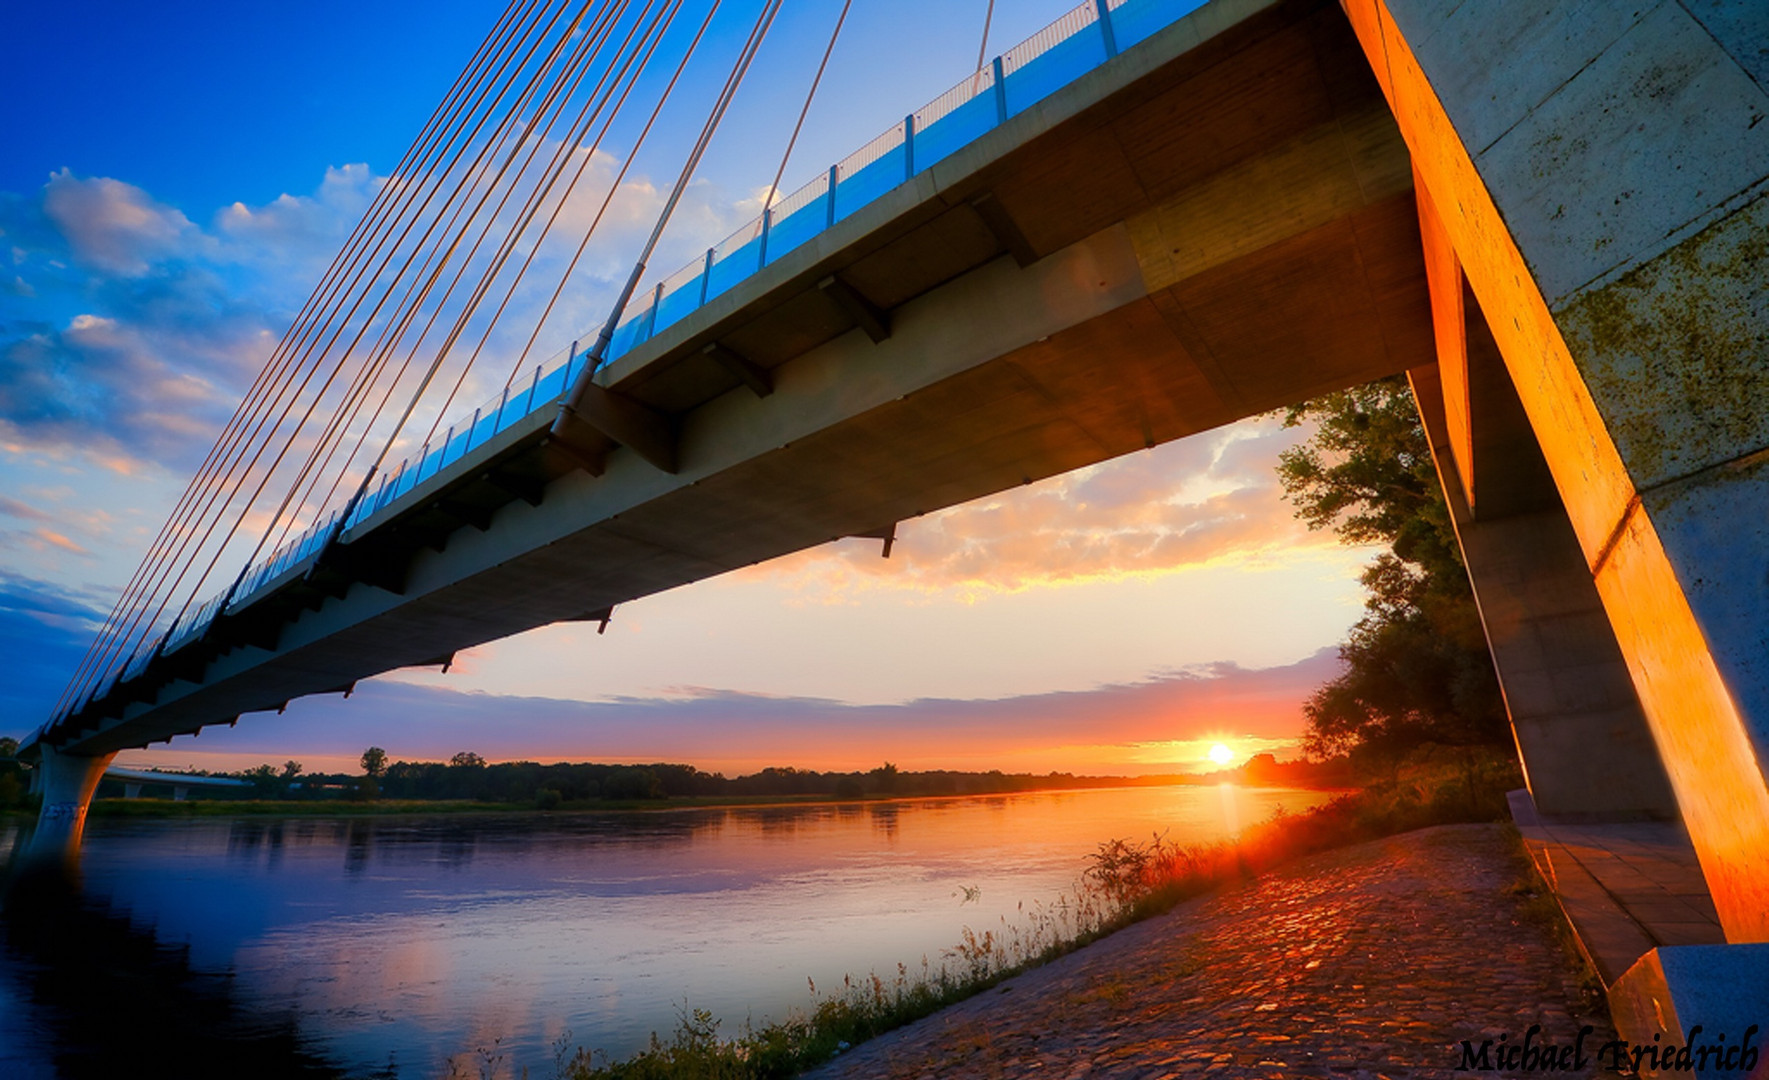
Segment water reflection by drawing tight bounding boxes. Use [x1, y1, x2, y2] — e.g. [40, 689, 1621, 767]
[1, 785, 1332, 1079]
[1, 864, 351, 1079]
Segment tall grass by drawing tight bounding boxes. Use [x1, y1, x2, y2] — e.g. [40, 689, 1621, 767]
[534, 747, 1521, 1080]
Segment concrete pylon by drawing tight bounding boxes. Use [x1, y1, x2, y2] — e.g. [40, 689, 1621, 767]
[1345, 0, 1769, 1055]
[1408, 212, 1680, 824]
[26, 746, 116, 866]
[1348, 0, 1769, 949]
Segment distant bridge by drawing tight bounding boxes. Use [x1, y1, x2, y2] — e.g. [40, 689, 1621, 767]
[100, 767, 253, 801]
[20, 0, 1769, 1038]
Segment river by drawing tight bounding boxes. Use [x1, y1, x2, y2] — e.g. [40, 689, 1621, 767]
[0, 784, 1334, 1078]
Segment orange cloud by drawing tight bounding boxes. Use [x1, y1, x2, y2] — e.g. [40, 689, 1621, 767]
[113, 649, 1344, 777]
[32, 528, 91, 556]
[742, 417, 1340, 602]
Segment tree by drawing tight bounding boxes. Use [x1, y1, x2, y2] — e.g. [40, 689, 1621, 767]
[1276, 377, 1507, 763]
[449, 751, 485, 768]
[869, 762, 899, 794]
[0, 736, 17, 759]
[281, 760, 303, 780]
[243, 763, 280, 798]
[360, 746, 388, 779]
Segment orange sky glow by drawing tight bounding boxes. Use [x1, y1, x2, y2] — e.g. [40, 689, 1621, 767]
[91, 414, 1367, 779]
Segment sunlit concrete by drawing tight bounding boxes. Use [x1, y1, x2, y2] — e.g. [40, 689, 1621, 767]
[1350, 0, 1769, 945]
[25, 747, 115, 866]
[1411, 187, 1678, 824]
[1348, 0, 1769, 1050]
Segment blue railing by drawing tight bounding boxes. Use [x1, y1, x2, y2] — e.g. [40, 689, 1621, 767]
[73, 0, 1201, 721]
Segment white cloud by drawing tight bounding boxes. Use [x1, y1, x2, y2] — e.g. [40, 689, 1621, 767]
[40, 170, 194, 276]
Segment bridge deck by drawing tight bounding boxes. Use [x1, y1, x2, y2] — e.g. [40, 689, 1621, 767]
[38, 0, 1431, 758]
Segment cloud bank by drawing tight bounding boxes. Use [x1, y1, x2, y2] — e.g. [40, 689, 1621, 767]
[113, 648, 1342, 776]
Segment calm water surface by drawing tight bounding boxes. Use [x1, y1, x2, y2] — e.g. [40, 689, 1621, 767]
[1, 785, 1332, 1078]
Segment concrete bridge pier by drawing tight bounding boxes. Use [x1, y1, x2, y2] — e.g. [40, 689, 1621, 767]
[25, 747, 116, 868]
[1347, 0, 1769, 1058]
[1406, 263, 1680, 824]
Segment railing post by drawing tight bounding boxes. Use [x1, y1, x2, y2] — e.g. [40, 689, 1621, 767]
[528, 363, 541, 411]
[1094, 0, 1118, 57]
[698, 248, 713, 305]
[825, 166, 838, 227]
[496, 383, 509, 429]
[469, 407, 480, 451]
[644, 281, 663, 341]
[903, 114, 915, 178]
[759, 205, 772, 269]
[993, 56, 1008, 123]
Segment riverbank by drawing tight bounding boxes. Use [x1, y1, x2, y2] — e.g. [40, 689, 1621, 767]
[559, 748, 1538, 1077]
[803, 824, 1612, 1079]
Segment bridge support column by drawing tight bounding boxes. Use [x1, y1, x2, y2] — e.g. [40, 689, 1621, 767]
[1346, 0, 1769, 1051]
[1349, 0, 1769, 943]
[26, 746, 115, 866]
[1410, 189, 1678, 823]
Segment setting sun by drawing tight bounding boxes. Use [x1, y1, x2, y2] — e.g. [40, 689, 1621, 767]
[1207, 743, 1235, 765]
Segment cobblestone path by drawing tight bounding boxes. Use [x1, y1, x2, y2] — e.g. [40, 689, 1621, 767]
[803, 825, 1615, 1080]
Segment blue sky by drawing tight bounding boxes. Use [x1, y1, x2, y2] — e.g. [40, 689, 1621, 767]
[0, 0, 1376, 772]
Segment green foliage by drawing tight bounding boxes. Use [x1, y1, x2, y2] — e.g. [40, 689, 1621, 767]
[360, 746, 388, 779]
[90, 760, 1342, 814]
[867, 762, 899, 794]
[242, 763, 281, 798]
[1277, 377, 1507, 762]
[0, 736, 18, 759]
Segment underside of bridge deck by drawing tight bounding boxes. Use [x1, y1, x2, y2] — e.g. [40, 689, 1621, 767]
[44, 0, 1431, 759]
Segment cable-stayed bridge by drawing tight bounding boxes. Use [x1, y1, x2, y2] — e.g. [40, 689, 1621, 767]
[20, 0, 1769, 1035]
[44, 0, 1428, 766]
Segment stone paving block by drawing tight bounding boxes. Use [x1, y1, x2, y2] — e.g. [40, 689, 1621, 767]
[804, 825, 1612, 1080]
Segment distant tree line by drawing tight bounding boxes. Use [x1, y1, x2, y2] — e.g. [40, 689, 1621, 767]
[314, 756, 1160, 805]
[54, 747, 1349, 808]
